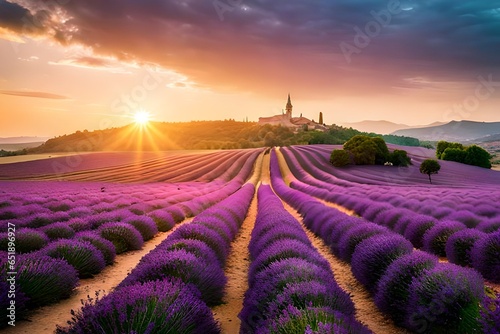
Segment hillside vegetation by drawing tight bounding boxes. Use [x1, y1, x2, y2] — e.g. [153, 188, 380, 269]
[20, 121, 424, 153]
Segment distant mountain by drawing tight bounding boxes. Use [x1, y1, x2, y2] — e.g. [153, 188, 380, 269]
[391, 120, 500, 142]
[341, 120, 447, 135]
[0, 136, 50, 144]
[0, 142, 46, 151]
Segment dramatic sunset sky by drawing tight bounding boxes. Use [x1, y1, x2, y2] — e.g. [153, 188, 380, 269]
[1, 0, 499, 137]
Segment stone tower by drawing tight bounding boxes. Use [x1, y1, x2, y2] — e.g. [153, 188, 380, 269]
[285, 93, 293, 119]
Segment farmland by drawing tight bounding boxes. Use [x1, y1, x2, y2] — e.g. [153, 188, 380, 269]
[1, 145, 499, 334]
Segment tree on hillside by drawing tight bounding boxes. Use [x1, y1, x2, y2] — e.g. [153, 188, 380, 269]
[389, 149, 412, 167]
[420, 159, 441, 184]
[442, 148, 467, 163]
[343, 135, 389, 165]
[330, 149, 351, 167]
[436, 141, 464, 159]
[464, 145, 492, 169]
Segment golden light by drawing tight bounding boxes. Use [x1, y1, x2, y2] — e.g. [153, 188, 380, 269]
[134, 110, 151, 125]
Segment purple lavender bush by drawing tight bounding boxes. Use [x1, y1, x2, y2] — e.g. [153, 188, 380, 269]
[471, 231, 500, 283]
[480, 293, 500, 334]
[337, 224, 388, 262]
[0, 280, 28, 328]
[43, 239, 106, 278]
[67, 218, 92, 232]
[56, 279, 220, 334]
[374, 251, 438, 326]
[422, 221, 466, 257]
[2, 255, 78, 307]
[403, 215, 436, 249]
[405, 264, 485, 333]
[351, 234, 413, 293]
[477, 219, 500, 234]
[445, 229, 485, 267]
[446, 210, 482, 228]
[75, 231, 116, 265]
[261, 306, 372, 334]
[98, 222, 144, 254]
[118, 249, 226, 306]
[159, 238, 220, 267]
[0, 228, 49, 253]
[123, 215, 158, 241]
[41, 222, 76, 240]
[168, 224, 229, 265]
[148, 210, 175, 232]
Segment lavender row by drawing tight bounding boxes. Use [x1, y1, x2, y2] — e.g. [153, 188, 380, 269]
[0, 176, 254, 327]
[284, 145, 500, 225]
[57, 183, 255, 333]
[239, 184, 371, 334]
[280, 147, 500, 280]
[270, 150, 490, 333]
[291, 177, 499, 282]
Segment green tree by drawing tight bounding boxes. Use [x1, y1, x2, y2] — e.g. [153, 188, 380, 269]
[464, 145, 492, 169]
[371, 137, 390, 164]
[441, 148, 467, 163]
[330, 149, 350, 167]
[420, 159, 441, 184]
[436, 141, 464, 159]
[343, 135, 388, 165]
[389, 150, 411, 167]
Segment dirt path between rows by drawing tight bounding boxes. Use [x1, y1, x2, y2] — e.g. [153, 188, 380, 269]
[4, 220, 191, 334]
[212, 151, 266, 333]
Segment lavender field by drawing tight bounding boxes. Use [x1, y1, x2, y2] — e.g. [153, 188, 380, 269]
[1, 145, 499, 334]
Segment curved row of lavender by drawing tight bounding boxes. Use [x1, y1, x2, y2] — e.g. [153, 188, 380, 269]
[280, 146, 500, 283]
[56, 183, 255, 333]
[270, 149, 492, 333]
[0, 149, 262, 328]
[239, 184, 371, 333]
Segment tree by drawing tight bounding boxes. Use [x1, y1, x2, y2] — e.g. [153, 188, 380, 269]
[464, 145, 492, 169]
[441, 148, 466, 163]
[420, 159, 441, 184]
[330, 149, 351, 167]
[389, 149, 411, 167]
[343, 135, 389, 165]
[436, 141, 464, 159]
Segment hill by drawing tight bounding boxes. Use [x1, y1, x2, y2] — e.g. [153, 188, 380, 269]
[0, 136, 50, 144]
[391, 120, 500, 142]
[341, 120, 447, 135]
[19, 120, 424, 154]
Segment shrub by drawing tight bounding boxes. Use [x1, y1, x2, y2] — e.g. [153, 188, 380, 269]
[403, 215, 436, 249]
[471, 231, 500, 283]
[27, 213, 53, 228]
[249, 225, 311, 260]
[118, 249, 226, 306]
[1, 228, 49, 253]
[405, 264, 485, 333]
[57, 279, 220, 334]
[442, 147, 467, 163]
[446, 210, 482, 228]
[123, 216, 158, 241]
[375, 251, 437, 326]
[422, 221, 465, 257]
[337, 224, 387, 262]
[479, 293, 500, 334]
[477, 219, 500, 234]
[351, 234, 413, 293]
[4, 255, 78, 307]
[67, 218, 92, 232]
[75, 231, 116, 265]
[159, 238, 220, 267]
[263, 306, 372, 334]
[329, 149, 350, 167]
[445, 229, 485, 267]
[148, 210, 175, 232]
[168, 224, 229, 265]
[389, 149, 411, 167]
[248, 239, 330, 279]
[0, 280, 28, 328]
[43, 240, 106, 278]
[98, 222, 144, 254]
[41, 222, 75, 240]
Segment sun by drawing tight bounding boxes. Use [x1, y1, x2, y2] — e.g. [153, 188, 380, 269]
[133, 110, 151, 125]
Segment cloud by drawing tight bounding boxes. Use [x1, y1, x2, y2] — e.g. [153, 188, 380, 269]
[1, 0, 500, 98]
[0, 90, 69, 99]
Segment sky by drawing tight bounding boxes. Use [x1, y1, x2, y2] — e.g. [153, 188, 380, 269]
[0, 0, 500, 137]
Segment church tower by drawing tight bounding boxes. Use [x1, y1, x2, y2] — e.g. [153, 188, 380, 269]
[285, 93, 293, 119]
